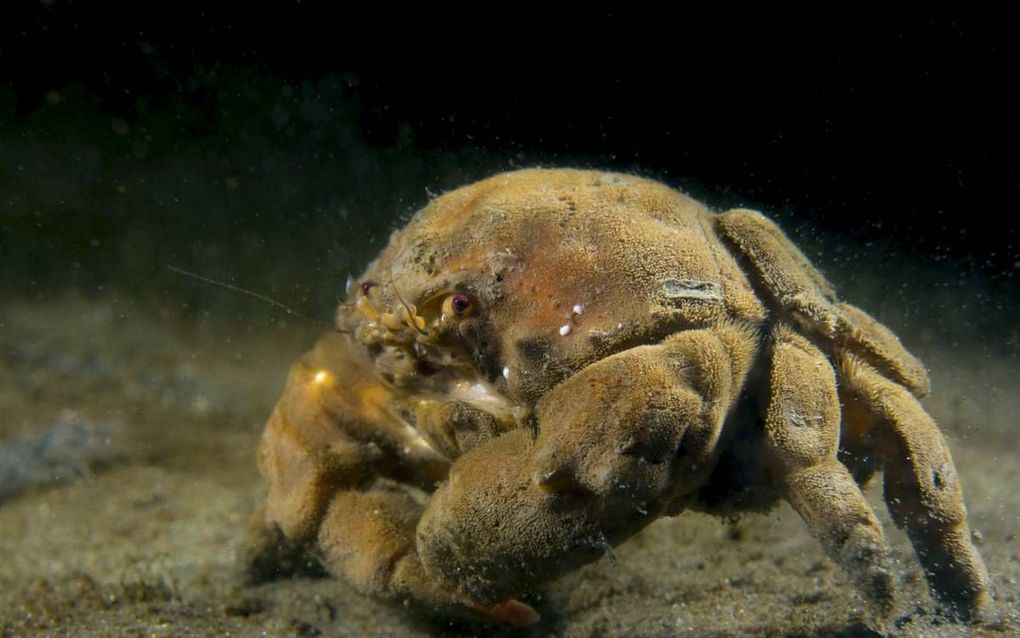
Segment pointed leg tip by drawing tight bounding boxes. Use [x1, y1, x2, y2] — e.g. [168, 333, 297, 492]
[463, 597, 541, 627]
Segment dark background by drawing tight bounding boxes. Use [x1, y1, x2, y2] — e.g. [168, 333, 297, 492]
[1, 7, 1016, 322]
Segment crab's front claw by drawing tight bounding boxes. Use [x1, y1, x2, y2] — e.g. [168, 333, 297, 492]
[417, 428, 602, 606]
[418, 327, 756, 607]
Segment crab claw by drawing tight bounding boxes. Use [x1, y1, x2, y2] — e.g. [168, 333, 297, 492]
[418, 430, 603, 606]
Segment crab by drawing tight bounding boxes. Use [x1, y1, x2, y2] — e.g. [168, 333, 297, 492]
[247, 168, 990, 627]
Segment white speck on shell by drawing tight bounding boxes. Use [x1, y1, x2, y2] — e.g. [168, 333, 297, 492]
[502, 366, 510, 380]
[559, 324, 572, 336]
[572, 304, 584, 316]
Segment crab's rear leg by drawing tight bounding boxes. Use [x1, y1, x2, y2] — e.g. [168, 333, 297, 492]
[840, 354, 990, 619]
[763, 326, 896, 616]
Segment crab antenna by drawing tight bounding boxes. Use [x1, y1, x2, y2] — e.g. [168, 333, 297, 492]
[387, 265, 428, 335]
[166, 264, 348, 334]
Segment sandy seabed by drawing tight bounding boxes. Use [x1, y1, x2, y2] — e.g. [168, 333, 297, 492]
[0, 289, 1017, 638]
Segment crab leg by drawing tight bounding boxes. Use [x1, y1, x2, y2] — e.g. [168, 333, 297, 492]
[247, 333, 537, 626]
[839, 353, 990, 619]
[416, 324, 758, 605]
[763, 326, 896, 616]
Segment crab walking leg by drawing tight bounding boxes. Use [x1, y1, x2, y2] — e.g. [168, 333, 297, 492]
[255, 334, 449, 541]
[763, 327, 895, 614]
[250, 334, 537, 626]
[840, 354, 990, 618]
[416, 324, 758, 605]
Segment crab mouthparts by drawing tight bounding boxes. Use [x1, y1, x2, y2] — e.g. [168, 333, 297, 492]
[356, 295, 429, 338]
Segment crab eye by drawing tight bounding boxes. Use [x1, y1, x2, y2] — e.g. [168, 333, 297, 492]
[442, 293, 475, 318]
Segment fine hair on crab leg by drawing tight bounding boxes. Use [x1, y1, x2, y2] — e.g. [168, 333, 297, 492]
[838, 353, 991, 619]
[761, 325, 896, 618]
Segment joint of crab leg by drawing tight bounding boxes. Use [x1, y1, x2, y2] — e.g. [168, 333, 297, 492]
[532, 456, 589, 495]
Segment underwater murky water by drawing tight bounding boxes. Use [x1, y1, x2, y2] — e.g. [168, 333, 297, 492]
[1, 63, 1018, 637]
